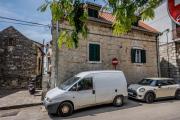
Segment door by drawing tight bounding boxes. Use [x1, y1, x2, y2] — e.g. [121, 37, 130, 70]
[71, 77, 95, 109]
[166, 80, 178, 96]
[94, 73, 116, 104]
[156, 80, 172, 98]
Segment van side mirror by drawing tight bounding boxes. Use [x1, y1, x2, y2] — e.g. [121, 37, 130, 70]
[70, 86, 77, 91]
[77, 85, 82, 91]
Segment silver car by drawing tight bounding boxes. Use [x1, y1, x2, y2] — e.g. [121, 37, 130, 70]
[128, 78, 180, 103]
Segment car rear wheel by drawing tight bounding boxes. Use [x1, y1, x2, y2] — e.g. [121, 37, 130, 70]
[58, 102, 73, 117]
[113, 96, 123, 107]
[175, 90, 180, 100]
[144, 93, 155, 103]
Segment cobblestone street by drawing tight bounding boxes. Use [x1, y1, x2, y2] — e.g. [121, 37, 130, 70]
[0, 99, 180, 120]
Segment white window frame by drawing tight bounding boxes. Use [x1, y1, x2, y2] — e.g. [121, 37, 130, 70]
[87, 42, 101, 63]
[132, 47, 144, 64]
[135, 49, 142, 63]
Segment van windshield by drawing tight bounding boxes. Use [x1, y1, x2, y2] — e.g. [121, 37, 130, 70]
[59, 77, 80, 90]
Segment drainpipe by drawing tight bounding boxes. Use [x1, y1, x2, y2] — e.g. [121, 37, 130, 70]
[41, 39, 45, 76]
[159, 29, 170, 77]
[156, 34, 160, 77]
[55, 21, 59, 87]
[165, 29, 170, 77]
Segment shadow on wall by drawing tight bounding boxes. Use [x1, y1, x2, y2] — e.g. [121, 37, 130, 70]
[160, 57, 179, 79]
[58, 63, 104, 86]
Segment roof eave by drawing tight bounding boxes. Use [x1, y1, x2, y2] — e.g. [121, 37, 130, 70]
[88, 17, 159, 35]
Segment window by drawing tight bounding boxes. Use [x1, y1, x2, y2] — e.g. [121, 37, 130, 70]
[88, 8, 98, 18]
[131, 49, 146, 63]
[77, 78, 93, 91]
[89, 43, 100, 62]
[167, 80, 176, 85]
[138, 79, 156, 86]
[157, 80, 169, 86]
[59, 77, 80, 90]
[38, 58, 41, 73]
[156, 80, 176, 86]
[8, 38, 14, 46]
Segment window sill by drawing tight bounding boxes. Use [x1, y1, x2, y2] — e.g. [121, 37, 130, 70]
[132, 63, 146, 66]
[88, 61, 102, 64]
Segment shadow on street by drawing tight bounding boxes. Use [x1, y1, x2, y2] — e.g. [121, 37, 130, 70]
[49, 100, 143, 120]
[48, 98, 180, 120]
[0, 89, 23, 98]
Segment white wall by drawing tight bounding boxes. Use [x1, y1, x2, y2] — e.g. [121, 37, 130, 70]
[145, 1, 173, 45]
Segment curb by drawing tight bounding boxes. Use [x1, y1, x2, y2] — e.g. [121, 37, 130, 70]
[0, 102, 43, 110]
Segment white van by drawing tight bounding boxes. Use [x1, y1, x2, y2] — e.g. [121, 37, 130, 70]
[43, 70, 128, 116]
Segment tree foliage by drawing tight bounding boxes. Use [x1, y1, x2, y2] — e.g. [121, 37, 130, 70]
[39, 0, 162, 48]
[105, 0, 162, 35]
[38, 0, 88, 48]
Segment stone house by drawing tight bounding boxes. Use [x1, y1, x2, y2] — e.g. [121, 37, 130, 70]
[50, 3, 159, 86]
[0, 26, 44, 89]
[145, 0, 180, 79]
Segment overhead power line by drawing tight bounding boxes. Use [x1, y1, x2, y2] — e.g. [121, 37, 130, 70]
[0, 20, 48, 28]
[0, 16, 51, 28]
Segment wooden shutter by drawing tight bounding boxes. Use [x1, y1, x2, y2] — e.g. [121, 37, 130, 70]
[89, 44, 100, 61]
[141, 50, 146, 63]
[89, 44, 94, 61]
[96, 44, 100, 61]
[131, 49, 136, 63]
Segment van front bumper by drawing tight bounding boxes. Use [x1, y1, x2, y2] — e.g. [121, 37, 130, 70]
[43, 99, 60, 114]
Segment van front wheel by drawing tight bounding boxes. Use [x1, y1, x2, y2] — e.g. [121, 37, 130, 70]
[58, 102, 73, 117]
[113, 96, 123, 107]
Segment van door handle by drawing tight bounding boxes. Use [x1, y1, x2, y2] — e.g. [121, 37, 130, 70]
[92, 90, 95, 94]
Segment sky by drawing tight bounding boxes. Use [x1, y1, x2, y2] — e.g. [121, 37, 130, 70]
[0, 0, 52, 44]
[0, 0, 104, 44]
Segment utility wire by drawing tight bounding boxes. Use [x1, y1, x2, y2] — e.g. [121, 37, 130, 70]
[0, 16, 51, 28]
[0, 20, 48, 28]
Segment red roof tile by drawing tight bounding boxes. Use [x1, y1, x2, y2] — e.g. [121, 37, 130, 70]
[99, 12, 159, 33]
[138, 20, 159, 33]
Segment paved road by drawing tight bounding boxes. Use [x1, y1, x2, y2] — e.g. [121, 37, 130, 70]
[0, 99, 180, 120]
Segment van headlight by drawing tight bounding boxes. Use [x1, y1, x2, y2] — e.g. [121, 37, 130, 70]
[46, 97, 52, 102]
[139, 88, 145, 92]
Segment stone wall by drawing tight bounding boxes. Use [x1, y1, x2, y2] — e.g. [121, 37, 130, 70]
[53, 22, 158, 85]
[160, 42, 180, 79]
[0, 26, 43, 89]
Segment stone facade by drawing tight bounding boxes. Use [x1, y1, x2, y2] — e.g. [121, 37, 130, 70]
[50, 3, 159, 86]
[51, 21, 158, 85]
[0, 26, 44, 89]
[160, 42, 180, 79]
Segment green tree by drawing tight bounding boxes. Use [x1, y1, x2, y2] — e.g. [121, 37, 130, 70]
[39, 0, 162, 48]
